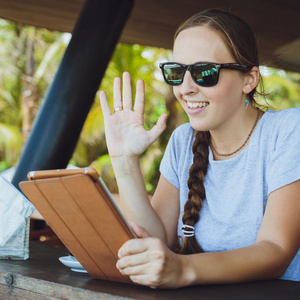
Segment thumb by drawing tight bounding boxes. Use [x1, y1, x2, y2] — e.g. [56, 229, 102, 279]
[148, 113, 167, 145]
[129, 221, 151, 238]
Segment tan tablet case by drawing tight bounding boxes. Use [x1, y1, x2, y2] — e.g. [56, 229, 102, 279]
[19, 167, 135, 283]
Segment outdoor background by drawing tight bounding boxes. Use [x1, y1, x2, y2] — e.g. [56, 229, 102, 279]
[1, 20, 300, 194]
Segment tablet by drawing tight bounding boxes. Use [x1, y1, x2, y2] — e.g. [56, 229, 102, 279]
[19, 167, 135, 283]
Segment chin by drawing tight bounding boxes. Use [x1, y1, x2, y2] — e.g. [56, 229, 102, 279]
[189, 119, 210, 132]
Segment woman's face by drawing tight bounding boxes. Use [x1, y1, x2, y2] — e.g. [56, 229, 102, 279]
[172, 26, 247, 132]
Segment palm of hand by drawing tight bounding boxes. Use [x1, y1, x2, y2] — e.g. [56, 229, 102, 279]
[104, 109, 152, 158]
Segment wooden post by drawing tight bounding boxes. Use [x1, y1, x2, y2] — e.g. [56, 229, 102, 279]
[12, 0, 134, 188]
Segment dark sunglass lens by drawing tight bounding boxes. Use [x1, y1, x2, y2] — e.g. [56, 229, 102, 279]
[163, 64, 184, 85]
[192, 64, 219, 86]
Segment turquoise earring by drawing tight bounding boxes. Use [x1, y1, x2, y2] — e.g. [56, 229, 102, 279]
[245, 99, 249, 110]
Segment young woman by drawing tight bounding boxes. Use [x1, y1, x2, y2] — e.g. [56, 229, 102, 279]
[99, 9, 300, 288]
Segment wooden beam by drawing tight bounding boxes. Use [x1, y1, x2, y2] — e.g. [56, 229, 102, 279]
[11, 0, 134, 187]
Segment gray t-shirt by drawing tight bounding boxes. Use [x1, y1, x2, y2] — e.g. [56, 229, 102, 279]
[160, 108, 300, 281]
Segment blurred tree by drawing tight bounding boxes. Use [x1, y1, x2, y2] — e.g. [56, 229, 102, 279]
[0, 20, 24, 170]
[260, 68, 300, 110]
[0, 19, 68, 171]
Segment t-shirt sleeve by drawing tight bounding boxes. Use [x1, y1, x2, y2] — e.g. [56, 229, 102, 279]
[159, 129, 181, 190]
[267, 109, 300, 194]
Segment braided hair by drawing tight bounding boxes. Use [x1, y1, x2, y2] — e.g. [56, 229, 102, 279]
[179, 131, 210, 254]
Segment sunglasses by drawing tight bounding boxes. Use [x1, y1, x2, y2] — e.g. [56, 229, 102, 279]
[159, 62, 253, 87]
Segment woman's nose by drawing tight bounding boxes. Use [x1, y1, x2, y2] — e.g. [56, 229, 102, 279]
[179, 71, 198, 95]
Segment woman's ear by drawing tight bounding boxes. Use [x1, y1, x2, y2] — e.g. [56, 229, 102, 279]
[243, 66, 260, 94]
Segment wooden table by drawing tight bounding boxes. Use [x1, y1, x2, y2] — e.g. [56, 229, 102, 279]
[0, 243, 299, 299]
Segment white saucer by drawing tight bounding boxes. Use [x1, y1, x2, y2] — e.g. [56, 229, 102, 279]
[59, 256, 88, 273]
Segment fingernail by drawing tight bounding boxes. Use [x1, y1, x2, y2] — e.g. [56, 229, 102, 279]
[116, 263, 123, 274]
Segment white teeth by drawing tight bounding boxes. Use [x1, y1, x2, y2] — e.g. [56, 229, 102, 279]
[187, 101, 208, 108]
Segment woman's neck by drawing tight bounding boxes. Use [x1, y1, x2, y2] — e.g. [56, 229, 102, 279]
[209, 106, 262, 161]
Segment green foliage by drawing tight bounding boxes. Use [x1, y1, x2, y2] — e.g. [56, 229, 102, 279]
[1, 18, 300, 194]
[0, 123, 22, 166]
[261, 69, 300, 110]
[0, 19, 67, 170]
[89, 154, 118, 192]
[0, 161, 9, 172]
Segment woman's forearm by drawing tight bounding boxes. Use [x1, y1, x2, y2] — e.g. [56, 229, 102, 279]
[180, 240, 290, 286]
[111, 155, 167, 242]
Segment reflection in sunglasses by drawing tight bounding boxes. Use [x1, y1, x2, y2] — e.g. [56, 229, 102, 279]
[160, 62, 251, 87]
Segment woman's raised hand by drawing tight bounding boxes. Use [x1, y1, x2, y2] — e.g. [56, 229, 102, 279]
[99, 72, 167, 159]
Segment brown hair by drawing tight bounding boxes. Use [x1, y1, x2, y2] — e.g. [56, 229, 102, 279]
[176, 9, 263, 254]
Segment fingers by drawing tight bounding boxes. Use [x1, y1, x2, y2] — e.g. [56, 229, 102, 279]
[117, 251, 149, 271]
[100, 74, 167, 133]
[148, 113, 168, 144]
[98, 91, 112, 118]
[129, 221, 151, 238]
[112, 72, 139, 112]
[113, 77, 122, 110]
[116, 239, 149, 277]
[134, 79, 145, 115]
[122, 72, 132, 110]
[116, 238, 170, 288]
[117, 260, 157, 287]
[117, 238, 161, 272]
[100, 73, 159, 130]
[118, 238, 149, 259]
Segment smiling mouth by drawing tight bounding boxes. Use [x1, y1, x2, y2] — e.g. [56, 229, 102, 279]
[186, 101, 209, 108]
